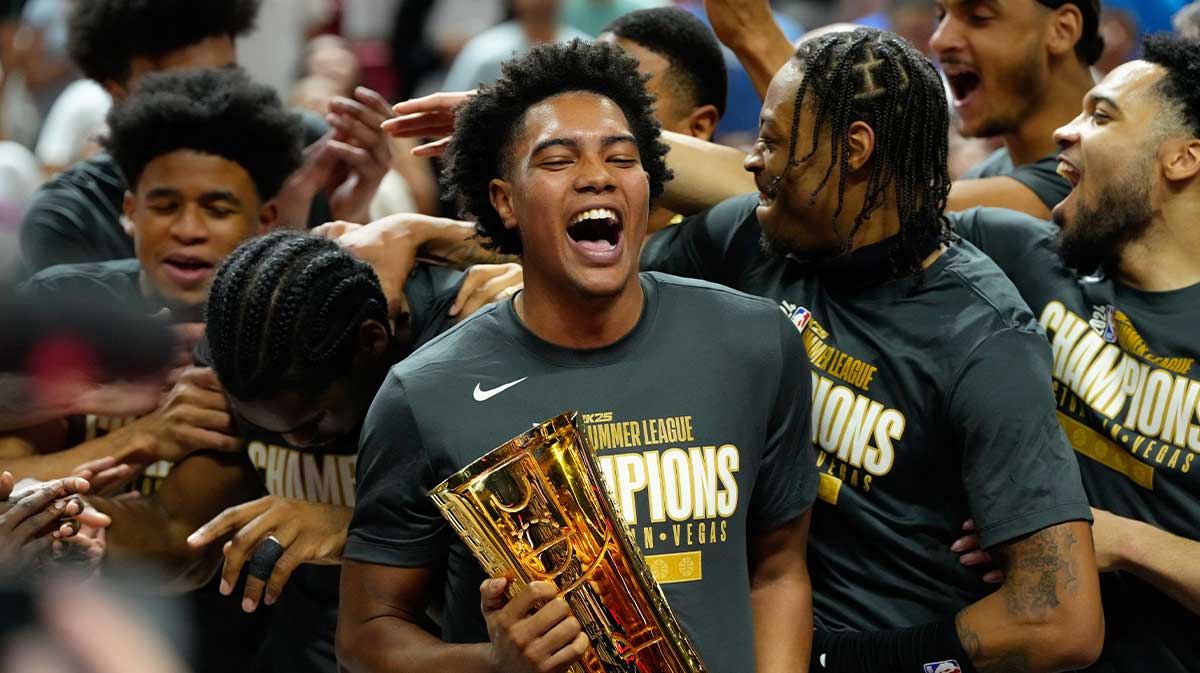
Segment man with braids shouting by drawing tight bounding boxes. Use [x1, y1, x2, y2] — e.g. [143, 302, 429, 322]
[639, 28, 1104, 673]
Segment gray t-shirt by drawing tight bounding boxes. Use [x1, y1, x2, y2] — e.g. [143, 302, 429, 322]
[642, 193, 1093, 631]
[346, 272, 817, 673]
[961, 147, 1071, 211]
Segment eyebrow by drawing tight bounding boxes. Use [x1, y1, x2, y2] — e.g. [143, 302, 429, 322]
[531, 134, 638, 156]
[1087, 93, 1122, 112]
[143, 188, 243, 206]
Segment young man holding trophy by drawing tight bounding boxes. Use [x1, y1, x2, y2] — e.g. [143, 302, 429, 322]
[337, 40, 817, 673]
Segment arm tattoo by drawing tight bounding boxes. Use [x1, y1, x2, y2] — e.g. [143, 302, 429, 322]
[955, 612, 1033, 673]
[997, 525, 1080, 620]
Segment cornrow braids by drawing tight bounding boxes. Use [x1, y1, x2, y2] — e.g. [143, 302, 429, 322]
[787, 28, 952, 276]
[205, 231, 391, 402]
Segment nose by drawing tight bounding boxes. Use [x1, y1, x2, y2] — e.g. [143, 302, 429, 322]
[1053, 114, 1083, 151]
[744, 147, 764, 174]
[171, 203, 210, 244]
[573, 153, 617, 194]
[929, 13, 962, 58]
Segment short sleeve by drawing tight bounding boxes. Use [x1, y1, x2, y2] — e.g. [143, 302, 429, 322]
[345, 370, 450, 567]
[403, 265, 465, 349]
[640, 192, 759, 283]
[1008, 156, 1071, 210]
[948, 326, 1092, 548]
[749, 309, 818, 529]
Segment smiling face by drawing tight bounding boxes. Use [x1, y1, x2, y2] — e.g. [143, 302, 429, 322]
[127, 149, 268, 308]
[932, 0, 1051, 138]
[744, 61, 853, 257]
[1051, 60, 1166, 270]
[489, 91, 650, 301]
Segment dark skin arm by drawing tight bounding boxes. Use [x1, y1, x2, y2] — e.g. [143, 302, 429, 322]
[954, 521, 1103, 672]
[90, 451, 262, 590]
[751, 511, 813, 673]
[946, 177, 1053, 219]
[337, 561, 587, 673]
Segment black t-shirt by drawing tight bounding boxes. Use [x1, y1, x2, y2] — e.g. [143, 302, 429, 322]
[961, 147, 1071, 212]
[19, 114, 332, 276]
[954, 206, 1200, 673]
[197, 263, 463, 673]
[346, 272, 818, 673]
[641, 193, 1092, 631]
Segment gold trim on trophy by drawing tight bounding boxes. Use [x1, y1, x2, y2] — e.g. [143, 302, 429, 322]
[429, 411, 709, 673]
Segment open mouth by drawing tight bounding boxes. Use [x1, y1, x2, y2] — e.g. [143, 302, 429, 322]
[567, 208, 623, 253]
[945, 69, 981, 104]
[161, 255, 215, 285]
[1056, 157, 1081, 187]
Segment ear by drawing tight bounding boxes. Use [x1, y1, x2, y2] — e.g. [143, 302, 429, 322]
[122, 191, 137, 239]
[684, 105, 721, 141]
[258, 202, 279, 230]
[352, 319, 391, 365]
[488, 178, 518, 230]
[1045, 4, 1084, 59]
[1162, 138, 1200, 182]
[845, 121, 876, 173]
[102, 79, 129, 101]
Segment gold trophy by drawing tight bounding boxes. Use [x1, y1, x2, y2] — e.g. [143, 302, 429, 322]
[428, 411, 709, 673]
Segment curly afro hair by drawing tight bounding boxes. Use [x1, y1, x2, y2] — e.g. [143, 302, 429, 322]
[104, 68, 303, 202]
[604, 7, 727, 118]
[443, 39, 673, 256]
[1142, 32, 1200, 138]
[68, 0, 260, 85]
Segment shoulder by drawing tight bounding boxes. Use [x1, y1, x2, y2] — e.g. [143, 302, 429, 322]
[931, 241, 1043, 338]
[19, 258, 141, 299]
[645, 272, 794, 355]
[393, 301, 506, 376]
[960, 147, 1010, 179]
[647, 271, 780, 317]
[949, 205, 1057, 243]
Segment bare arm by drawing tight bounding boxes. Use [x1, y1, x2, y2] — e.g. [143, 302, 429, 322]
[704, 0, 795, 99]
[92, 451, 262, 590]
[337, 561, 495, 673]
[1092, 507, 1200, 616]
[2, 424, 156, 482]
[659, 131, 756, 216]
[946, 177, 1052, 219]
[954, 520, 1103, 672]
[751, 511, 812, 673]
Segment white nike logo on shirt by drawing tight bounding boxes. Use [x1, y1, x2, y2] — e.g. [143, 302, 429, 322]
[472, 377, 528, 402]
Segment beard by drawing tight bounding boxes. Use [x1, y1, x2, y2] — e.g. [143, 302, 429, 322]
[968, 42, 1045, 138]
[1054, 170, 1153, 274]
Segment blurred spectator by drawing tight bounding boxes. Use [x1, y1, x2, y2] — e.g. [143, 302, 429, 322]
[1094, 7, 1140, 75]
[443, 0, 590, 91]
[0, 139, 39, 279]
[855, 0, 937, 54]
[390, 0, 506, 99]
[560, 0, 667, 35]
[289, 74, 341, 116]
[237, 0, 330, 99]
[1174, 0, 1200, 37]
[305, 34, 360, 97]
[32, 77, 108, 174]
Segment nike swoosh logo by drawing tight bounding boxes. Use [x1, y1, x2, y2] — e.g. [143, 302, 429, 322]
[473, 377, 528, 402]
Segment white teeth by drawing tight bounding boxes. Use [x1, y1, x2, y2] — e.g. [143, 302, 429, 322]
[570, 208, 617, 225]
[1056, 161, 1079, 184]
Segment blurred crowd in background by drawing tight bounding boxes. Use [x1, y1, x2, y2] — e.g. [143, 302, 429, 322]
[1, 0, 1195, 284]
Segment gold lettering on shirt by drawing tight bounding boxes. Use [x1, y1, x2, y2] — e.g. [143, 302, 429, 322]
[247, 441, 357, 505]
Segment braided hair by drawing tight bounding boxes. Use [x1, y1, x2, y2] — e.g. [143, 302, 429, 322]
[784, 28, 952, 275]
[205, 232, 391, 402]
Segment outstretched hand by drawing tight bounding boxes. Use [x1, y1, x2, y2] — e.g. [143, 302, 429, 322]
[382, 90, 475, 157]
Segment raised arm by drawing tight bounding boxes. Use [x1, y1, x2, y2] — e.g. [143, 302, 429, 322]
[704, 0, 794, 99]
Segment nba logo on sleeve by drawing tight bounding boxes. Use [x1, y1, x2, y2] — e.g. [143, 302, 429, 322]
[788, 305, 812, 334]
[923, 661, 962, 673]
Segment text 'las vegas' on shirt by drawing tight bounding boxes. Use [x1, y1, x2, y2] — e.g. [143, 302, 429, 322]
[346, 272, 818, 673]
[954, 206, 1200, 673]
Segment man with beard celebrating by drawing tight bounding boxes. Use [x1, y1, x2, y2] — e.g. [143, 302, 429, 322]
[953, 32, 1200, 673]
[640, 27, 1103, 673]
